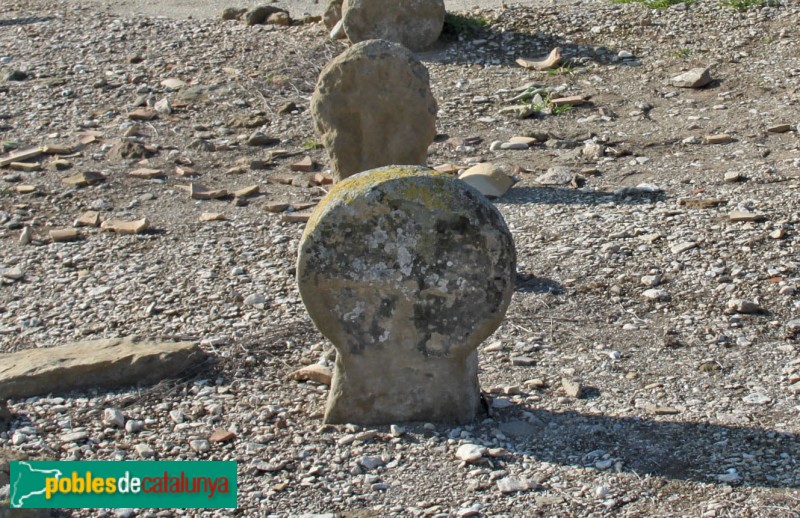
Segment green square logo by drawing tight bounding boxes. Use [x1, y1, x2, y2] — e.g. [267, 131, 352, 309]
[9, 461, 237, 509]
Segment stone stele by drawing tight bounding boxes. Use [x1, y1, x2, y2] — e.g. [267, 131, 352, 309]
[342, 0, 446, 52]
[310, 39, 437, 182]
[297, 166, 516, 424]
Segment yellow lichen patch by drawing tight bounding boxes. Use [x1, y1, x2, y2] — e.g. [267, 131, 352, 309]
[303, 165, 444, 239]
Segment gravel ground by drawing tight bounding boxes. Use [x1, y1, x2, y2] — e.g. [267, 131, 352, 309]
[1, 0, 800, 516]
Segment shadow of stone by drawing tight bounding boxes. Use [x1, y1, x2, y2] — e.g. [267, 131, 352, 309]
[478, 402, 800, 489]
[419, 8, 619, 69]
[515, 271, 564, 294]
[0, 17, 53, 28]
[500, 186, 667, 206]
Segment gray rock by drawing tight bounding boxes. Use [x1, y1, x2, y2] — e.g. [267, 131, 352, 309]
[535, 166, 573, 186]
[102, 408, 125, 428]
[726, 299, 764, 314]
[297, 166, 515, 424]
[455, 443, 486, 463]
[0, 338, 208, 399]
[244, 5, 288, 26]
[642, 288, 670, 301]
[671, 67, 712, 88]
[244, 293, 266, 305]
[342, 0, 446, 52]
[358, 455, 385, 470]
[497, 476, 530, 493]
[311, 40, 437, 181]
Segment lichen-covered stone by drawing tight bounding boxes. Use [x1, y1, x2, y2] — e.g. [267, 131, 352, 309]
[310, 40, 437, 181]
[342, 0, 446, 52]
[297, 166, 516, 424]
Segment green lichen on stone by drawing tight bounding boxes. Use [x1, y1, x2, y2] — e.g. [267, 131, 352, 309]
[305, 164, 504, 239]
[304, 165, 449, 239]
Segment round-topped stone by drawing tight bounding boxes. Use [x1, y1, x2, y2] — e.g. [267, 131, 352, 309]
[297, 166, 516, 424]
[310, 39, 437, 182]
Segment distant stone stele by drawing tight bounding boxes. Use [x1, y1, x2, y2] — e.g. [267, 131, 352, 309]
[311, 39, 437, 182]
[342, 0, 446, 51]
[297, 166, 516, 424]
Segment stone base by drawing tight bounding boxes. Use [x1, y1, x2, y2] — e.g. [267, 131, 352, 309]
[324, 350, 480, 425]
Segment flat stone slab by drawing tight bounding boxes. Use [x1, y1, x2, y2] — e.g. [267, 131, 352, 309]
[297, 166, 516, 424]
[0, 338, 208, 399]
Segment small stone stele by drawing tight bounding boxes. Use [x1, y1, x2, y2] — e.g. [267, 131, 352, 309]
[311, 40, 437, 181]
[297, 166, 516, 424]
[342, 0, 446, 51]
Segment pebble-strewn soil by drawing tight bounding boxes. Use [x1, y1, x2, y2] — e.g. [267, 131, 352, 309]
[1, 0, 799, 516]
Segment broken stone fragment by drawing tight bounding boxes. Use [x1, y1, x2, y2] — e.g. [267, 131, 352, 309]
[246, 132, 280, 147]
[209, 428, 236, 443]
[127, 108, 159, 121]
[233, 185, 259, 198]
[729, 211, 766, 222]
[290, 156, 315, 172]
[645, 405, 681, 415]
[766, 123, 792, 134]
[172, 166, 196, 179]
[297, 166, 516, 424]
[516, 47, 562, 71]
[129, 168, 164, 179]
[160, 78, 186, 90]
[190, 183, 228, 200]
[458, 163, 513, 198]
[670, 67, 712, 88]
[535, 166, 573, 186]
[0, 337, 207, 399]
[285, 364, 333, 386]
[42, 144, 75, 155]
[550, 95, 586, 107]
[1, 267, 24, 281]
[62, 171, 106, 187]
[101, 218, 149, 235]
[51, 159, 73, 170]
[561, 378, 583, 398]
[280, 211, 313, 223]
[455, 444, 486, 463]
[199, 212, 225, 222]
[76, 210, 101, 227]
[313, 172, 334, 185]
[19, 226, 32, 245]
[705, 134, 733, 145]
[15, 184, 36, 194]
[265, 201, 291, 213]
[9, 162, 41, 172]
[0, 147, 43, 167]
[50, 228, 80, 242]
[723, 171, 744, 183]
[726, 298, 764, 314]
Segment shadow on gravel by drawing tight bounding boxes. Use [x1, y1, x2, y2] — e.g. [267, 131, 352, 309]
[501, 186, 667, 206]
[515, 271, 564, 294]
[0, 17, 53, 28]
[420, 10, 618, 68]
[491, 405, 800, 489]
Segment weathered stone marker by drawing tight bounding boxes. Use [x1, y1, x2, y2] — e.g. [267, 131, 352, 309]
[342, 0, 446, 51]
[297, 166, 516, 424]
[311, 40, 437, 182]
